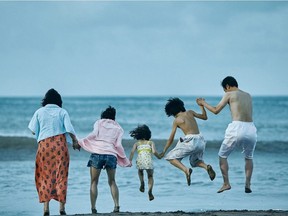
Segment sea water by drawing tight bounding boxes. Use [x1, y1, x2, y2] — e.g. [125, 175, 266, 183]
[0, 96, 287, 216]
[1, 96, 288, 141]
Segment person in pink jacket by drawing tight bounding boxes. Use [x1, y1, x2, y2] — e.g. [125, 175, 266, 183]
[75, 106, 131, 214]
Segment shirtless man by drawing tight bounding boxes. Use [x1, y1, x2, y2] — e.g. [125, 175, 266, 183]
[197, 76, 257, 193]
[159, 97, 216, 186]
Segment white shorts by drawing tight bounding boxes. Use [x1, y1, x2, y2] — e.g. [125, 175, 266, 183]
[219, 121, 257, 159]
[165, 134, 206, 167]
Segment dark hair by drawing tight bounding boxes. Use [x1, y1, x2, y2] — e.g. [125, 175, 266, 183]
[101, 106, 116, 120]
[221, 76, 238, 89]
[129, 124, 151, 140]
[165, 97, 186, 117]
[41, 88, 62, 107]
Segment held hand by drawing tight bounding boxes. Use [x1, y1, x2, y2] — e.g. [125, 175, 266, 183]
[159, 152, 165, 159]
[155, 154, 161, 159]
[73, 141, 81, 151]
[196, 98, 205, 106]
[128, 161, 133, 167]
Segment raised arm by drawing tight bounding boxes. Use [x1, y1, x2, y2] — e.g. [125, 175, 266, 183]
[192, 104, 207, 120]
[197, 94, 229, 115]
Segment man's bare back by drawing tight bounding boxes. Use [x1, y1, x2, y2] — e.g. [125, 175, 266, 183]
[226, 89, 253, 122]
[197, 76, 257, 193]
[197, 87, 253, 123]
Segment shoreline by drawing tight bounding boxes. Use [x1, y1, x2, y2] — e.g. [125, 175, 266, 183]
[62, 210, 288, 216]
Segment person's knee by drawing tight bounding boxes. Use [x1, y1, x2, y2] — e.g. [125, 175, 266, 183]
[108, 178, 116, 186]
[138, 170, 144, 175]
[168, 159, 175, 164]
[91, 179, 99, 188]
[147, 173, 153, 179]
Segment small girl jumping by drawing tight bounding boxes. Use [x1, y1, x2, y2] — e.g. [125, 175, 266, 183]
[129, 124, 160, 201]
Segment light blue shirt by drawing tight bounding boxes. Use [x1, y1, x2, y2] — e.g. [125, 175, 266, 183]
[28, 104, 76, 144]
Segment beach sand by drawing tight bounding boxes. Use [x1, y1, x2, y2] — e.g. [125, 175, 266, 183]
[62, 210, 288, 216]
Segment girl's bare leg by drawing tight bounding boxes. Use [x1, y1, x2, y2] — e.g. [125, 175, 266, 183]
[146, 169, 154, 200]
[138, 169, 145, 192]
[90, 167, 101, 211]
[106, 168, 120, 211]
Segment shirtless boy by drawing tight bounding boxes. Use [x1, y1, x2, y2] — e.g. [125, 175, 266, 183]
[197, 76, 257, 193]
[160, 97, 216, 186]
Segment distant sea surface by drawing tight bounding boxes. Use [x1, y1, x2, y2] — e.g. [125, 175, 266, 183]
[0, 96, 288, 141]
[0, 96, 287, 216]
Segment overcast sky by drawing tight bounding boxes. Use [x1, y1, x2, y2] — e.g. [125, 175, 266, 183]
[0, 1, 287, 97]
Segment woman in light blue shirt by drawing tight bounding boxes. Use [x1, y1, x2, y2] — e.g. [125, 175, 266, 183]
[28, 88, 79, 216]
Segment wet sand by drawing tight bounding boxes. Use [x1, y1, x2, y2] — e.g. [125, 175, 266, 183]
[63, 210, 288, 216]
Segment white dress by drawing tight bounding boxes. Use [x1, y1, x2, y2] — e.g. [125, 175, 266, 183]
[136, 141, 154, 170]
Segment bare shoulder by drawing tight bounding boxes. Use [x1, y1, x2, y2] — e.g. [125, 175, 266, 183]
[236, 89, 252, 99]
[149, 140, 155, 145]
[186, 110, 196, 117]
[175, 115, 185, 124]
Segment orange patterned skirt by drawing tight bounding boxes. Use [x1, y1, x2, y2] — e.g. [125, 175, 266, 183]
[35, 134, 70, 203]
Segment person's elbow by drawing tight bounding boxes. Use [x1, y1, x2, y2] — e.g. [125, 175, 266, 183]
[214, 109, 221, 115]
[210, 107, 220, 115]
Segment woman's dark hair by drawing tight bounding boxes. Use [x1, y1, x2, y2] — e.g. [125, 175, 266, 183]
[129, 124, 151, 140]
[101, 106, 116, 120]
[41, 88, 62, 107]
[221, 76, 238, 89]
[165, 97, 186, 117]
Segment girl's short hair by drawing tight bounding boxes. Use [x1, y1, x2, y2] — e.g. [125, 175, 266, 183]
[165, 97, 186, 117]
[101, 106, 116, 120]
[41, 88, 62, 107]
[130, 124, 151, 140]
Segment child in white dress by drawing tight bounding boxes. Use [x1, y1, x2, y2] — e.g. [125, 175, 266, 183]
[129, 125, 160, 201]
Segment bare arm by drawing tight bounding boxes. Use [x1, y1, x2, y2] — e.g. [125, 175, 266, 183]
[129, 143, 137, 161]
[161, 120, 178, 157]
[69, 133, 81, 151]
[197, 95, 229, 114]
[151, 142, 161, 159]
[192, 105, 207, 120]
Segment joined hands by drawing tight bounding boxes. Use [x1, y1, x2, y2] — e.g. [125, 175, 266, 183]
[72, 140, 81, 151]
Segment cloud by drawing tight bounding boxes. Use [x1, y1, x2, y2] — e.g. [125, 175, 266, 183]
[0, 1, 287, 96]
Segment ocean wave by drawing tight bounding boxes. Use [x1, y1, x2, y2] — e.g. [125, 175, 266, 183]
[0, 136, 287, 153]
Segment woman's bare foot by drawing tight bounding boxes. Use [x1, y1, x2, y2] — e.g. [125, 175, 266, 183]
[185, 168, 192, 186]
[217, 184, 231, 193]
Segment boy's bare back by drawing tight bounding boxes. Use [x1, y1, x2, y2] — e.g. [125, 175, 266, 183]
[174, 110, 201, 135]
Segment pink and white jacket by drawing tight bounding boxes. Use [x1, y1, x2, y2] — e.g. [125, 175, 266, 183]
[78, 119, 131, 167]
